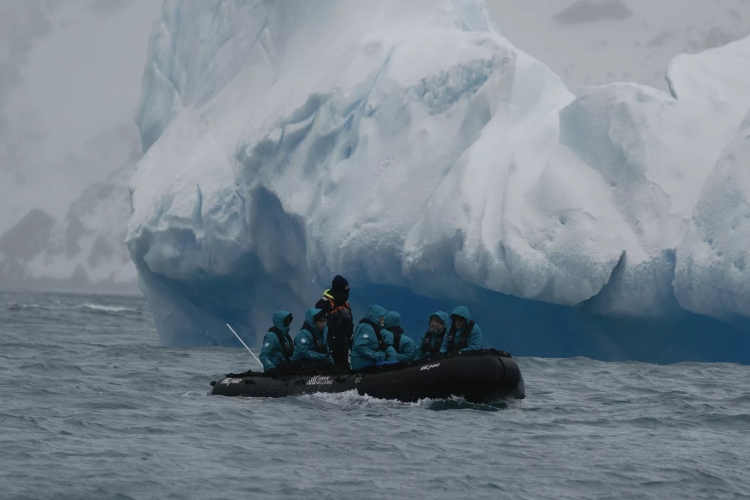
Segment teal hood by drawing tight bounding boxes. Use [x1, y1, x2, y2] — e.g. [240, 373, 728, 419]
[430, 311, 451, 330]
[304, 307, 322, 325]
[383, 311, 401, 329]
[365, 304, 388, 323]
[450, 306, 471, 323]
[272, 310, 292, 333]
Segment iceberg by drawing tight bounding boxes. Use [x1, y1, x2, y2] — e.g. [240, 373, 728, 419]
[128, 0, 750, 360]
[674, 109, 750, 320]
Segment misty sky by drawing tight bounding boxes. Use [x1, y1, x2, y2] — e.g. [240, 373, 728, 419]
[488, 0, 750, 91]
[1, 0, 749, 237]
[0, 0, 160, 234]
[12, 1, 157, 161]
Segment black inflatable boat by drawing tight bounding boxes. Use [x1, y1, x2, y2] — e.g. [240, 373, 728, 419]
[210, 349, 524, 403]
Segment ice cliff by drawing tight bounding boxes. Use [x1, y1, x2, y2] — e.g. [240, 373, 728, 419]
[674, 109, 750, 320]
[127, 0, 750, 360]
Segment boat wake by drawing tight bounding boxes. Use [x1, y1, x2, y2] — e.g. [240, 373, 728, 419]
[295, 390, 521, 412]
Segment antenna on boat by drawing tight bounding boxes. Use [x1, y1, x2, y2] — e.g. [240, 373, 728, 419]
[226, 323, 264, 369]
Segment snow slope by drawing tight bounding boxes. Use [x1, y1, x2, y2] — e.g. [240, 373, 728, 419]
[127, 0, 750, 352]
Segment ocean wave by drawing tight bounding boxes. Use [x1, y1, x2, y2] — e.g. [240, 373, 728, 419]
[77, 303, 139, 314]
[295, 389, 402, 411]
[7, 302, 140, 315]
[7, 303, 45, 311]
[6, 289, 750, 499]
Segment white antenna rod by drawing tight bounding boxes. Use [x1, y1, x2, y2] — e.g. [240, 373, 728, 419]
[226, 323, 263, 369]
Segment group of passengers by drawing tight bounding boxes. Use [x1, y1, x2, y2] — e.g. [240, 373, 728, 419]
[259, 275, 483, 374]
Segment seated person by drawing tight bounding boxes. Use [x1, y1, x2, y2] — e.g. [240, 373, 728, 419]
[291, 308, 335, 371]
[415, 311, 451, 360]
[260, 311, 295, 372]
[382, 311, 416, 363]
[440, 306, 482, 353]
[351, 305, 398, 370]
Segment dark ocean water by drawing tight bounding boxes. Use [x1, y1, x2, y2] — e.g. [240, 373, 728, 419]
[2, 290, 750, 499]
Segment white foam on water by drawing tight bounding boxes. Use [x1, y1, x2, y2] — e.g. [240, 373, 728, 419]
[297, 390, 516, 411]
[78, 303, 137, 314]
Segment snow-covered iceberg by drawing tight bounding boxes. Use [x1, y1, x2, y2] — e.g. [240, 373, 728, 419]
[674, 109, 750, 320]
[127, 0, 750, 360]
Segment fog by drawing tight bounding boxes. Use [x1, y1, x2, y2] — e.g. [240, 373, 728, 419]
[1, 0, 748, 289]
[0, 0, 158, 234]
[486, 0, 750, 92]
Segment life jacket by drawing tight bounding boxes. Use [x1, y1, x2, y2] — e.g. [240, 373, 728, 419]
[321, 290, 354, 344]
[389, 326, 404, 354]
[322, 290, 351, 315]
[301, 322, 329, 354]
[445, 320, 476, 352]
[421, 329, 446, 355]
[359, 318, 387, 351]
[268, 326, 295, 359]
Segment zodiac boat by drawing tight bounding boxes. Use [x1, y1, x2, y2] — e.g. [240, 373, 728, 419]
[210, 349, 524, 403]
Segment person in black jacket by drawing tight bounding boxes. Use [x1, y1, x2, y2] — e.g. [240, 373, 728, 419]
[315, 275, 354, 370]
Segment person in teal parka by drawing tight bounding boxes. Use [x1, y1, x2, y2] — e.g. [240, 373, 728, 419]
[350, 304, 398, 370]
[260, 310, 295, 371]
[440, 306, 483, 353]
[293, 308, 333, 364]
[415, 311, 451, 360]
[381, 311, 416, 363]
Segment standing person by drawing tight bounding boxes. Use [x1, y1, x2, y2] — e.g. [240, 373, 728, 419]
[382, 311, 416, 363]
[416, 311, 451, 360]
[350, 305, 397, 370]
[315, 275, 354, 370]
[292, 308, 335, 371]
[440, 306, 483, 353]
[259, 310, 295, 373]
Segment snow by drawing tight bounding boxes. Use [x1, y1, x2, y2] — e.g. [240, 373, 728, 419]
[127, 0, 750, 349]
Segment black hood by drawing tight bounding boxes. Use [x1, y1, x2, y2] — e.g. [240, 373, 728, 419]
[331, 275, 349, 292]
